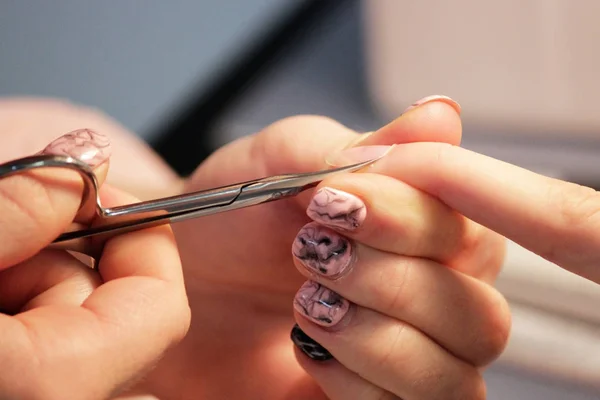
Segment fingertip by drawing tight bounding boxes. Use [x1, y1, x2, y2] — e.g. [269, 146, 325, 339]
[359, 99, 463, 147]
[292, 339, 390, 400]
[403, 94, 462, 115]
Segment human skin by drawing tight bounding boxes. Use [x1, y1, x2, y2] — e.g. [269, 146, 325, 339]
[0, 123, 190, 400]
[0, 95, 509, 399]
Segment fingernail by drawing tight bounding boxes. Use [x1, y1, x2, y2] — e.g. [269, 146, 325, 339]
[294, 280, 350, 327]
[403, 94, 461, 115]
[307, 187, 366, 231]
[325, 145, 393, 168]
[290, 324, 333, 361]
[41, 129, 111, 168]
[292, 222, 354, 278]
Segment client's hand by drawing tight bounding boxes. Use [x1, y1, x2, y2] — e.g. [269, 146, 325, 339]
[138, 96, 509, 400]
[0, 128, 190, 400]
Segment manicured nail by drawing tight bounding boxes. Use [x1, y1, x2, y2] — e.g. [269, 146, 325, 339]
[290, 324, 333, 361]
[403, 94, 461, 115]
[307, 187, 366, 231]
[325, 145, 393, 168]
[294, 280, 350, 327]
[292, 222, 354, 278]
[41, 129, 111, 167]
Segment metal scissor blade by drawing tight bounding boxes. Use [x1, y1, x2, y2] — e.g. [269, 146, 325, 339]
[52, 156, 379, 247]
[168, 156, 379, 223]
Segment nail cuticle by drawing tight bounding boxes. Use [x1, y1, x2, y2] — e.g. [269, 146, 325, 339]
[40, 128, 111, 168]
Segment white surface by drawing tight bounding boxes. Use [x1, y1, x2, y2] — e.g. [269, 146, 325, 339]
[0, 1, 295, 139]
[498, 241, 600, 325]
[363, 0, 600, 140]
[496, 241, 600, 388]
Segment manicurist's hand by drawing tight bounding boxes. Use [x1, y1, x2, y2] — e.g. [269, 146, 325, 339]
[0, 125, 190, 400]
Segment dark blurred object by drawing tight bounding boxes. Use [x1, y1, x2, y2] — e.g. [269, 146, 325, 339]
[150, 0, 345, 176]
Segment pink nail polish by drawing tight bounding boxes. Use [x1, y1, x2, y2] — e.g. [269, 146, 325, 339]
[41, 129, 111, 168]
[292, 222, 354, 278]
[403, 94, 461, 115]
[307, 187, 366, 231]
[294, 281, 350, 327]
[325, 145, 393, 168]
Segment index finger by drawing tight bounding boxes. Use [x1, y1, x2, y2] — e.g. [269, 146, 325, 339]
[0, 129, 110, 269]
[334, 142, 600, 283]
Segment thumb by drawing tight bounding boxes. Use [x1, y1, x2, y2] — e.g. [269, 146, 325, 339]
[0, 129, 110, 269]
[188, 95, 462, 190]
[261, 95, 463, 176]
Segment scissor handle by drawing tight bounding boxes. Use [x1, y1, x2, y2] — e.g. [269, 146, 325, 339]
[0, 154, 103, 216]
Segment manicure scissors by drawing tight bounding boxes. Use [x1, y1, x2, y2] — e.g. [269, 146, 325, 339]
[0, 154, 380, 258]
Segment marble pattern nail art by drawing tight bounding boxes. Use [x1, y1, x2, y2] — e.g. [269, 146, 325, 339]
[306, 187, 366, 230]
[290, 324, 333, 361]
[41, 129, 111, 167]
[292, 222, 353, 278]
[294, 280, 350, 327]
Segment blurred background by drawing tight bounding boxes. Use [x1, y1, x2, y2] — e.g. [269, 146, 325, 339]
[2, 1, 600, 398]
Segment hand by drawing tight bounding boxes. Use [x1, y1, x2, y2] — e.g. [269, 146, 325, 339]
[134, 96, 510, 399]
[0, 126, 190, 400]
[0, 95, 510, 399]
[362, 139, 600, 285]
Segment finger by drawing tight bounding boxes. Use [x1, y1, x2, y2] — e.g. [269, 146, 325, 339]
[40, 128, 111, 221]
[292, 291, 486, 400]
[0, 128, 111, 269]
[192, 95, 462, 192]
[293, 343, 398, 400]
[0, 250, 101, 313]
[0, 187, 190, 399]
[302, 173, 505, 277]
[349, 94, 462, 148]
[335, 141, 600, 284]
[291, 227, 510, 366]
[0, 97, 182, 200]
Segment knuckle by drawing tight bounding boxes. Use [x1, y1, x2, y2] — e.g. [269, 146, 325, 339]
[470, 291, 512, 366]
[379, 259, 412, 315]
[258, 114, 352, 152]
[252, 114, 352, 175]
[551, 181, 600, 228]
[152, 282, 191, 346]
[412, 367, 486, 400]
[434, 141, 456, 165]
[467, 374, 488, 400]
[172, 294, 192, 344]
[355, 383, 400, 400]
[0, 176, 50, 242]
[456, 220, 486, 260]
[369, 323, 409, 373]
[539, 181, 600, 263]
